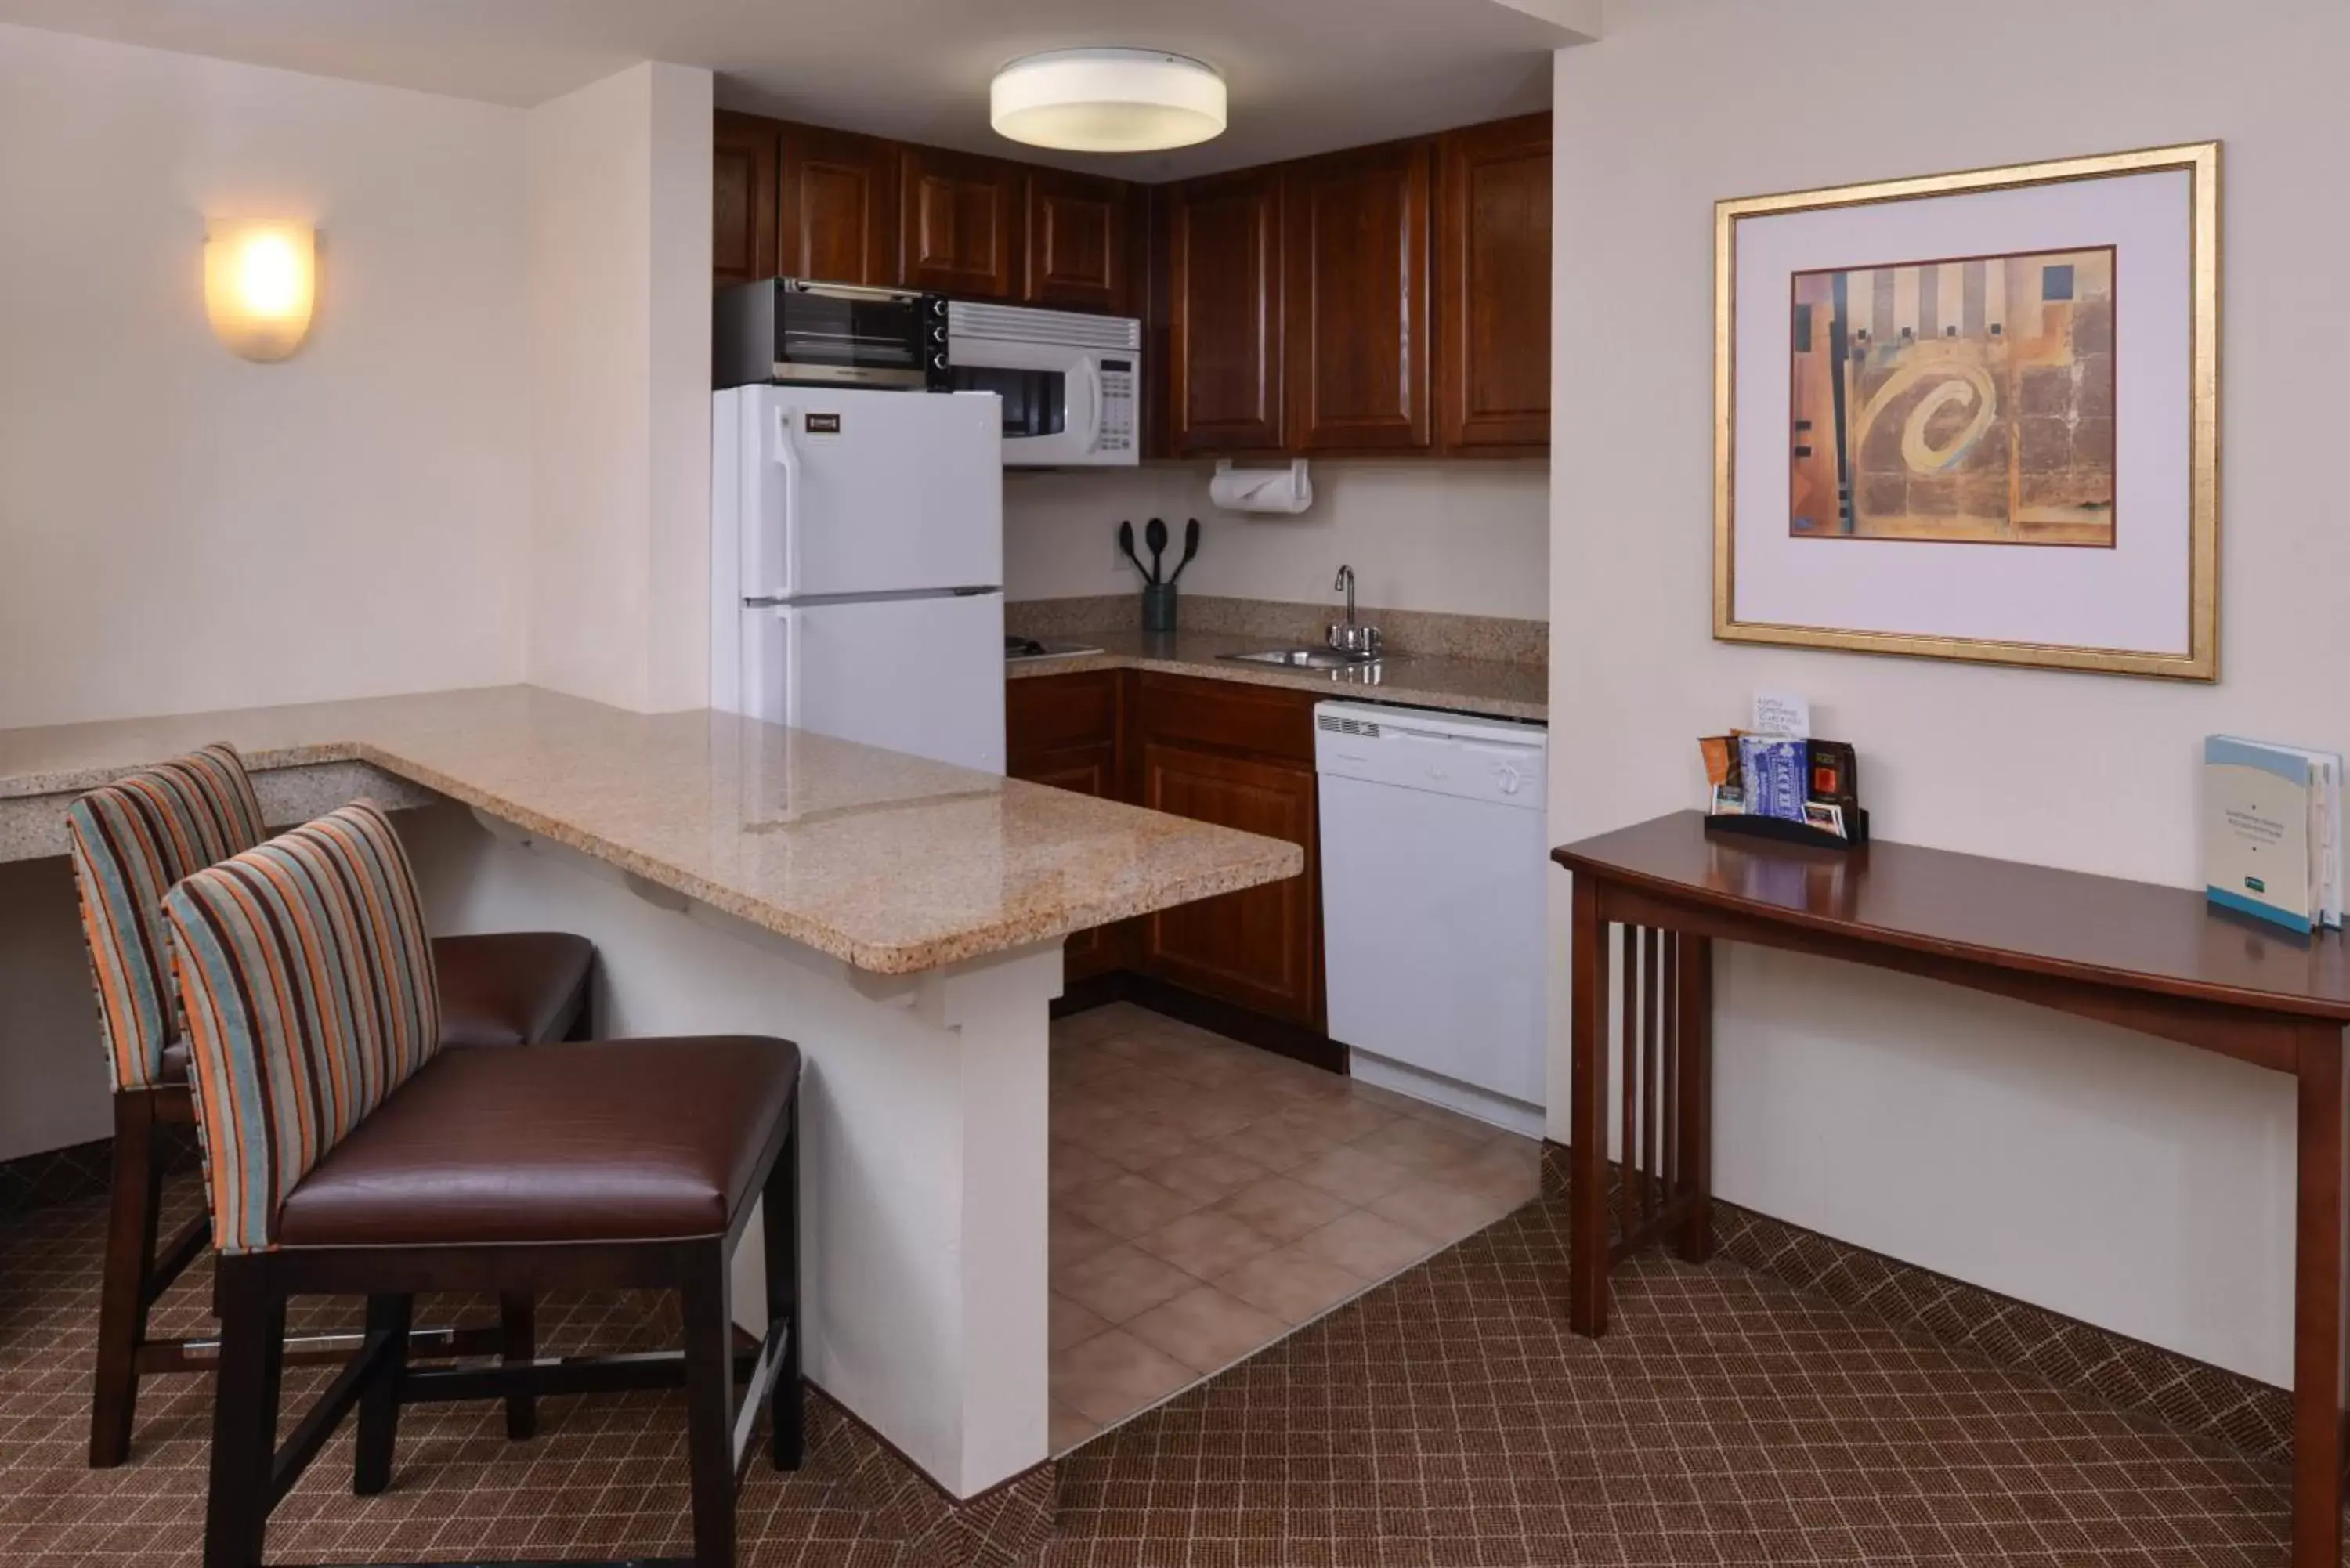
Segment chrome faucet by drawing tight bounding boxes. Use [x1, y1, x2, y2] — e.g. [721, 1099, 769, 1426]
[1326, 565, 1382, 657]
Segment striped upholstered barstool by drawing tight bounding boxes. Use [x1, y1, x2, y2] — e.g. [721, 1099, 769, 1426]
[67, 745, 598, 1465]
[164, 803, 801, 1568]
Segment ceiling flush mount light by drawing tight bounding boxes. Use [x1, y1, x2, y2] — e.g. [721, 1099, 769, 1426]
[991, 48, 1226, 154]
[204, 219, 316, 362]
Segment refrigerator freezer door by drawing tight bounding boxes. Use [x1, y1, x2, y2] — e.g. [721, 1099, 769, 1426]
[737, 387, 1003, 602]
[743, 592, 1007, 774]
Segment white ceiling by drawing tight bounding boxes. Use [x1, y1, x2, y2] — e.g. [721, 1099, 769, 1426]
[0, 0, 1587, 179]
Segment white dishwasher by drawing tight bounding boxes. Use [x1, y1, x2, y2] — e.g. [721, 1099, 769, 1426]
[1316, 701, 1549, 1137]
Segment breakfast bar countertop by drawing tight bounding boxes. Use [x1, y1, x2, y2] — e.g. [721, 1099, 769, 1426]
[0, 685, 1302, 974]
[1004, 627, 1549, 723]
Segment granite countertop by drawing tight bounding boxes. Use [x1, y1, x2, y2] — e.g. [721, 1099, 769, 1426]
[0, 686, 1302, 975]
[1005, 628, 1549, 723]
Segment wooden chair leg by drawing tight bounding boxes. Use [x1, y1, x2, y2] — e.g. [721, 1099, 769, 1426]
[563, 965, 596, 1042]
[89, 1094, 164, 1468]
[498, 1292, 537, 1440]
[680, 1240, 739, 1568]
[354, 1293, 413, 1495]
[204, 1255, 286, 1568]
[762, 1097, 804, 1470]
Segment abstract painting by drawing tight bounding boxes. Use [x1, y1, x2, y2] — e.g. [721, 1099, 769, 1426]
[1788, 247, 2116, 546]
[1714, 142, 2218, 679]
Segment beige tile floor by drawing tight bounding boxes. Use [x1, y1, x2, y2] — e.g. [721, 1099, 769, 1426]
[1044, 1001, 1540, 1453]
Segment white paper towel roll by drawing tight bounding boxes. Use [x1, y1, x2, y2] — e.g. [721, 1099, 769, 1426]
[1209, 458, 1314, 515]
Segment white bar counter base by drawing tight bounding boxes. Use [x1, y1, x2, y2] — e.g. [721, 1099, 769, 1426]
[0, 686, 1303, 1500]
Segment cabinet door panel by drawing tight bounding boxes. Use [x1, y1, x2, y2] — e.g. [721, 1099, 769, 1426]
[1285, 141, 1434, 451]
[1010, 745, 1122, 982]
[1007, 670, 1129, 984]
[1025, 169, 1131, 313]
[1007, 669, 1121, 758]
[1141, 744, 1319, 1024]
[901, 147, 1021, 298]
[1168, 170, 1285, 453]
[713, 112, 780, 287]
[1438, 114, 1552, 450]
[781, 124, 899, 286]
[1135, 672, 1314, 766]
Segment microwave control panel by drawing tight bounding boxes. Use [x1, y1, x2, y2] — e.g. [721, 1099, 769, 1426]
[1097, 356, 1137, 454]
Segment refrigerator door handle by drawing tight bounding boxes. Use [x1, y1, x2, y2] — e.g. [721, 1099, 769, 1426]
[769, 405, 804, 599]
[781, 605, 802, 729]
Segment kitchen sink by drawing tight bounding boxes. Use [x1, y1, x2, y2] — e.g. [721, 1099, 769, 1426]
[1219, 646, 1388, 670]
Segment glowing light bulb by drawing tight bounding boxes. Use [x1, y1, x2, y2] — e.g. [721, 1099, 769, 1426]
[204, 220, 316, 361]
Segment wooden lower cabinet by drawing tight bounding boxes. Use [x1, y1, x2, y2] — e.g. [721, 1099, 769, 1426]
[1010, 743, 1123, 983]
[1007, 670, 1325, 1028]
[1139, 743, 1321, 1026]
[1006, 671, 1128, 984]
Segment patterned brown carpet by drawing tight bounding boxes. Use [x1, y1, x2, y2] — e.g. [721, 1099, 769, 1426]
[0, 1171, 2317, 1566]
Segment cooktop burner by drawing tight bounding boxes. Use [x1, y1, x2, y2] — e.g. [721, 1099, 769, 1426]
[1004, 636, 1105, 662]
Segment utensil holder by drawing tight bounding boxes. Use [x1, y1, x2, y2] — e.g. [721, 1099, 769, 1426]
[1141, 583, 1178, 633]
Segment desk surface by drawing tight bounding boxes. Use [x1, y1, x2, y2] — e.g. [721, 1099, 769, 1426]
[0, 686, 1302, 976]
[1553, 811, 2350, 1023]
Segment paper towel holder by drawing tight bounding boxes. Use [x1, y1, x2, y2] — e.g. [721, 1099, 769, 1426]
[1209, 458, 1314, 515]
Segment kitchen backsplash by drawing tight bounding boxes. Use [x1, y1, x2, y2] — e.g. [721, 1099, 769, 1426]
[1002, 458, 1549, 623]
[1005, 595, 1547, 667]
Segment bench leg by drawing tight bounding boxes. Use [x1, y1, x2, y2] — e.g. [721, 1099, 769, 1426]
[499, 1292, 537, 1440]
[763, 1096, 804, 1470]
[354, 1293, 413, 1495]
[89, 1093, 166, 1468]
[680, 1240, 738, 1568]
[204, 1255, 285, 1568]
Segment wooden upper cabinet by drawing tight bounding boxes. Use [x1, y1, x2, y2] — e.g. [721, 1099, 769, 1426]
[1284, 140, 1434, 452]
[898, 146, 1023, 298]
[1167, 168, 1285, 454]
[1438, 113, 1552, 451]
[712, 112, 780, 287]
[1022, 168, 1131, 313]
[780, 124, 899, 286]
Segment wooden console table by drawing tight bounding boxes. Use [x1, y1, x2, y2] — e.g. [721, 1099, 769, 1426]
[1550, 811, 2350, 1567]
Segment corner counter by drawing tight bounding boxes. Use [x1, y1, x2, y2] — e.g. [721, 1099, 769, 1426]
[0, 685, 1300, 972]
[0, 685, 1303, 1508]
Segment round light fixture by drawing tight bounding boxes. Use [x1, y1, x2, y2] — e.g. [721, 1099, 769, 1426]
[990, 48, 1226, 154]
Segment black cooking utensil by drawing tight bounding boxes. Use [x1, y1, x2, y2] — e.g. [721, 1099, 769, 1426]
[1117, 520, 1152, 580]
[1168, 518, 1202, 584]
[1144, 517, 1169, 584]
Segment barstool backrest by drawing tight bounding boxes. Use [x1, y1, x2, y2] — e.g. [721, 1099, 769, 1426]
[67, 744, 268, 1093]
[163, 802, 442, 1254]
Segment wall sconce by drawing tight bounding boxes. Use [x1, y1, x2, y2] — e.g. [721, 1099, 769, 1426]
[204, 219, 316, 361]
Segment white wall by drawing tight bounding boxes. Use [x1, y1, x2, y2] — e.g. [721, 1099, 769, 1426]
[525, 62, 714, 714]
[1004, 459, 1549, 620]
[0, 23, 531, 729]
[1548, 0, 2350, 1387]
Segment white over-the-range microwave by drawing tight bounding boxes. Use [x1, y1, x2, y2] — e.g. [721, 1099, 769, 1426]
[945, 300, 1139, 468]
[712, 280, 1139, 468]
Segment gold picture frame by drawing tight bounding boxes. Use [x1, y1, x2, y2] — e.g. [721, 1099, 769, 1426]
[1713, 142, 2221, 680]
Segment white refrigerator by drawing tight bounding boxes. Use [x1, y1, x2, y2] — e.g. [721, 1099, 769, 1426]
[710, 385, 1006, 773]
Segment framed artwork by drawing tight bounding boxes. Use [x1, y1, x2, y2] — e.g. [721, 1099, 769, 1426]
[1713, 143, 2219, 679]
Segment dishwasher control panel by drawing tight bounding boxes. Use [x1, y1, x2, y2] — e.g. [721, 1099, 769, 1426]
[1314, 702, 1547, 808]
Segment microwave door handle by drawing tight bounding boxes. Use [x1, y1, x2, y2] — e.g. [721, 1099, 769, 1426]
[1077, 356, 1104, 453]
[768, 406, 803, 600]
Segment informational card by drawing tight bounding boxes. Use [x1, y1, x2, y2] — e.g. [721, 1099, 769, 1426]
[1752, 692, 1812, 739]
